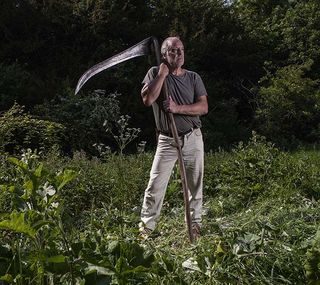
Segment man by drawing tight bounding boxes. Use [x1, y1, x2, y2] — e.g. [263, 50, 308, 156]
[139, 36, 208, 239]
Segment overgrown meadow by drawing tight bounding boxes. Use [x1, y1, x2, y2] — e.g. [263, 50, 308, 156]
[2, 1, 320, 284]
[0, 133, 319, 285]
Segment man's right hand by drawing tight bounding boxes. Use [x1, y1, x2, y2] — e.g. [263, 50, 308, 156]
[158, 62, 169, 78]
[141, 65, 169, 106]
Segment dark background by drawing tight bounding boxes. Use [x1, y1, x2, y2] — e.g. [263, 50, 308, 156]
[1, 0, 319, 154]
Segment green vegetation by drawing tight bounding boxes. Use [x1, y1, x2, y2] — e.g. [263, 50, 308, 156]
[0, 104, 65, 154]
[1, 1, 320, 283]
[1, 0, 320, 151]
[0, 134, 319, 284]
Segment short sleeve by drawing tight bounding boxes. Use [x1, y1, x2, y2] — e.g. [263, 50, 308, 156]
[194, 73, 207, 98]
[142, 66, 158, 85]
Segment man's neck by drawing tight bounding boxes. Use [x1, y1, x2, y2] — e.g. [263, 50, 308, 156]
[170, 67, 185, 76]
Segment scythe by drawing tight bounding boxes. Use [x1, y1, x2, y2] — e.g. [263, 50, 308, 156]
[75, 37, 194, 243]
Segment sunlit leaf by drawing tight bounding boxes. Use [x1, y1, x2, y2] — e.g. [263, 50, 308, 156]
[32, 219, 55, 231]
[34, 163, 43, 177]
[0, 274, 13, 283]
[7, 157, 28, 173]
[0, 211, 36, 238]
[85, 263, 114, 276]
[115, 256, 129, 274]
[54, 169, 77, 190]
[46, 255, 66, 263]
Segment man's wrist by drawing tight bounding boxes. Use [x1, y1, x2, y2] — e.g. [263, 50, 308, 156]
[157, 73, 167, 79]
[173, 105, 182, 114]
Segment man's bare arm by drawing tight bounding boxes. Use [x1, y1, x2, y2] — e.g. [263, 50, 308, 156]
[141, 63, 169, 107]
[164, 95, 208, 116]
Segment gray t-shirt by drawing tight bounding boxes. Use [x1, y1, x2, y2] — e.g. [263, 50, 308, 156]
[142, 66, 207, 134]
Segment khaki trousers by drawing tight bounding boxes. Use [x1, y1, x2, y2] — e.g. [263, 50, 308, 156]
[141, 128, 204, 230]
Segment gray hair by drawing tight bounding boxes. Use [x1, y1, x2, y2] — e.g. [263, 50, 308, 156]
[161, 36, 181, 56]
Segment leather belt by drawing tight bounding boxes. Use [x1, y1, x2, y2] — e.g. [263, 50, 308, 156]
[160, 127, 198, 138]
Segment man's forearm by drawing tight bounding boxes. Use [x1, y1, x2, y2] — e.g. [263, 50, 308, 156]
[141, 74, 167, 106]
[164, 95, 208, 116]
[174, 100, 208, 116]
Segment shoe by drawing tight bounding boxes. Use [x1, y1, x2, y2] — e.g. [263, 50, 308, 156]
[139, 227, 153, 240]
[192, 223, 201, 241]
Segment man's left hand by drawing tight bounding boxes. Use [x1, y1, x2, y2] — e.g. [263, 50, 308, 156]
[163, 96, 179, 113]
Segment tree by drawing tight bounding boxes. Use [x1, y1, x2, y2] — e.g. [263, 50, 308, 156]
[0, 63, 42, 110]
[255, 62, 320, 147]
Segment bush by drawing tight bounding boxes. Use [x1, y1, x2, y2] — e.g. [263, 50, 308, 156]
[205, 133, 281, 205]
[34, 90, 121, 154]
[0, 103, 65, 153]
[0, 62, 43, 110]
[203, 98, 250, 152]
[255, 62, 320, 147]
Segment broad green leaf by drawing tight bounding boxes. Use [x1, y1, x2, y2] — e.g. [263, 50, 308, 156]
[0, 185, 15, 193]
[0, 212, 36, 238]
[115, 257, 129, 274]
[34, 163, 43, 177]
[54, 169, 77, 190]
[83, 255, 115, 272]
[7, 157, 28, 173]
[108, 240, 120, 254]
[85, 264, 114, 276]
[84, 270, 112, 285]
[122, 265, 150, 275]
[23, 179, 33, 194]
[0, 274, 13, 283]
[32, 220, 55, 231]
[46, 255, 66, 263]
[21, 179, 34, 200]
[216, 242, 226, 255]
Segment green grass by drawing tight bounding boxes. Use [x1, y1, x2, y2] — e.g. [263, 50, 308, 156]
[0, 134, 319, 284]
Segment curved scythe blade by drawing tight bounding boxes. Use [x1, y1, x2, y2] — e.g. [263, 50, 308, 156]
[75, 37, 154, 95]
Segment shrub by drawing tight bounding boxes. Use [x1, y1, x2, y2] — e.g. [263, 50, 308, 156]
[255, 62, 320, 147]
[0, 103, 65, 153]
[34, 90, 120, 154]
[0, 63, 32, 110]
[202, 97, 250, 152]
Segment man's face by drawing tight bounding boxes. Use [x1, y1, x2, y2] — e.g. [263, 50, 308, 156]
[164, 39, 185, 69]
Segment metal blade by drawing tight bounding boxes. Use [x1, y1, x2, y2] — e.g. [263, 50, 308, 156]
[75, 37, 153, 94]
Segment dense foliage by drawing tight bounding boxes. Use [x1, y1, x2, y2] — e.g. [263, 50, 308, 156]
[1, 0, 320, 152]
[33, 90, 121, 154]
[0, 104, 65, 154]
[256, 62, 320, 147]
[1, 2, 320, 284]
[0, 134, 319, 284]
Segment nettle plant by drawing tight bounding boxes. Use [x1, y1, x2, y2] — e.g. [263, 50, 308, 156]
[0, 149, 77, 284]
[0, 150, 157, 285]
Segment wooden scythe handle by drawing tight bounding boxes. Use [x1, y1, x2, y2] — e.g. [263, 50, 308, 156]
[152, 37, 194, 243]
